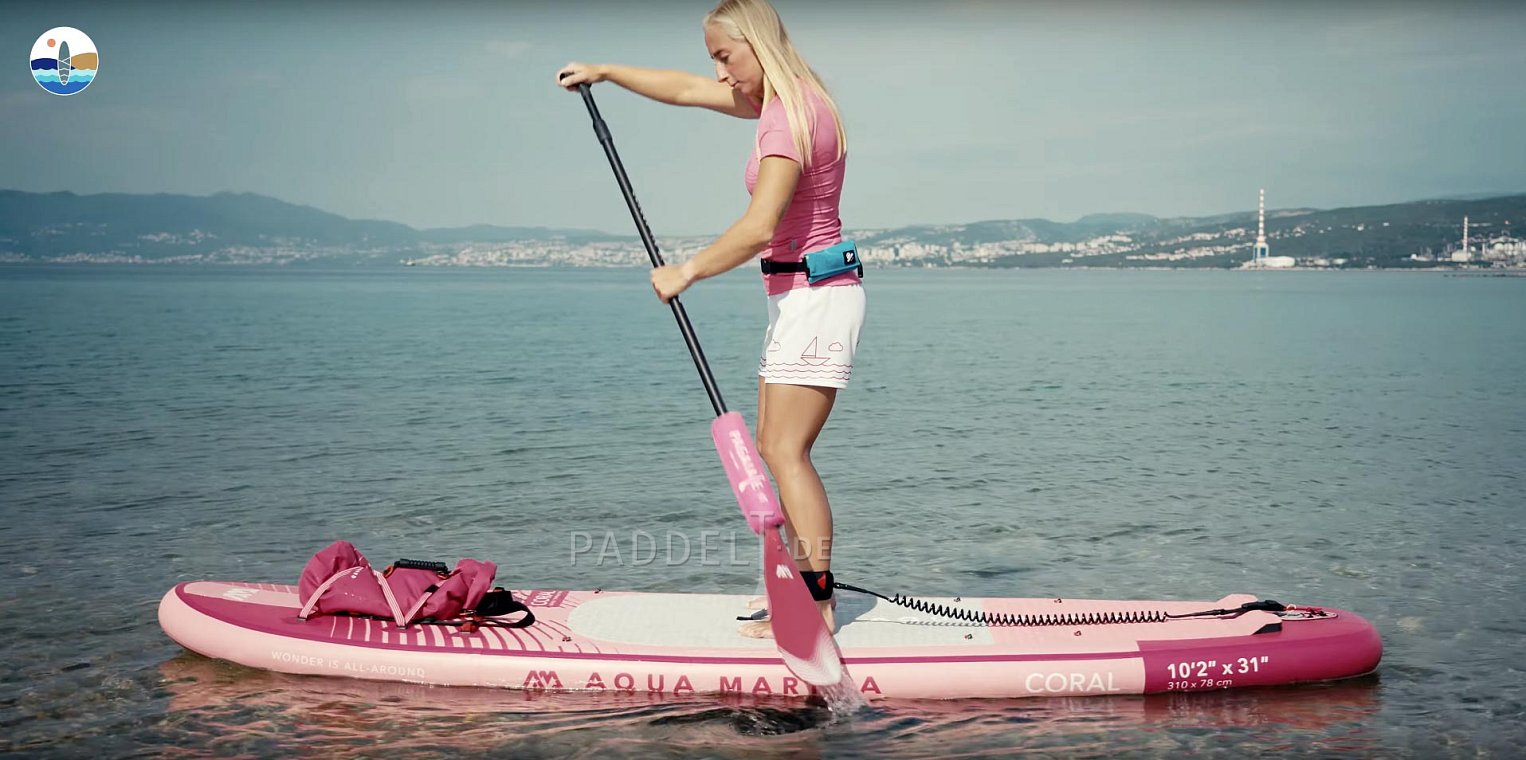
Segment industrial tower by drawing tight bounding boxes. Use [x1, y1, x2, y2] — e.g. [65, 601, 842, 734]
[1253, 188, 1270, 266]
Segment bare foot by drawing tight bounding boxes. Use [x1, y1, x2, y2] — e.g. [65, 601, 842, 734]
[746, 595, 835, 613]
[738, 600, 836, 639]
[738, 619, 773, 638]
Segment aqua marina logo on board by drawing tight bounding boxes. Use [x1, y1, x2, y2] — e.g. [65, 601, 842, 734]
[31, 27, 98, 96]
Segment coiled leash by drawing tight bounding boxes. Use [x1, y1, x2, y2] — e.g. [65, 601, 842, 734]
[742, 581, 1323, 627]
[832, 582, 1168, 626]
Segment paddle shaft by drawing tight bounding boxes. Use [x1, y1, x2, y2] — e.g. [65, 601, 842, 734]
[566, 80, 845, 687]
[573, 82, 728, 418]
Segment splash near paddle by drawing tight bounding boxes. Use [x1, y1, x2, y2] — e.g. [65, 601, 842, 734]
[564, 76, 844, 686]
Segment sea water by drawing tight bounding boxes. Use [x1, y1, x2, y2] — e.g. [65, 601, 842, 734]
[2, 265, 1523, 757]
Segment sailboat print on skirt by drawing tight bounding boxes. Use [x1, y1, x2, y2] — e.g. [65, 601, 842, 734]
[760, 336, 854, 386]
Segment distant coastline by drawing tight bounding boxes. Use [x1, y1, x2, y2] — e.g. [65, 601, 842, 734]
[3, 189, 1523, 271]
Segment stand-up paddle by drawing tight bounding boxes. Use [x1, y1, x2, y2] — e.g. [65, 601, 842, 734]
[564, 76, 845, 687]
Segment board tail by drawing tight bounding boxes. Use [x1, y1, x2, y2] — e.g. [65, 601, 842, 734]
[711, 411, 783, 534]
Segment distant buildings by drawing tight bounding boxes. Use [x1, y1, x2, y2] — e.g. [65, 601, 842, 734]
[1409, 215, 1526, 267]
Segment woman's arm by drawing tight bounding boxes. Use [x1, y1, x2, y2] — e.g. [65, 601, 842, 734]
[557, 62, 758, 119]
[651, 156, 801, 302]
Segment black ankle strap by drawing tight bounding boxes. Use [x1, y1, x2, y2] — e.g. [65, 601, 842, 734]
[799, 570, 834, 601]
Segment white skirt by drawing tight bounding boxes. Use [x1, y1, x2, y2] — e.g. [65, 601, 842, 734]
[757, 283, 866, 389]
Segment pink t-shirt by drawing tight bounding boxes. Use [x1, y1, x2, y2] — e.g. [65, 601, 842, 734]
[745, 90, 855, 295]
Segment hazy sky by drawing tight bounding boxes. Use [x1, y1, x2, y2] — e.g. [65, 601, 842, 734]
[4, 1, 1524, 235]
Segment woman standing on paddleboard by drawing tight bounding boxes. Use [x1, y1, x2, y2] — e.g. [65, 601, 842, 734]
[558, 0, 862, 638]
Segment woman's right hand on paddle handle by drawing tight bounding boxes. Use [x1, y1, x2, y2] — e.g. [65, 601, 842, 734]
[557, 62, 606, 90]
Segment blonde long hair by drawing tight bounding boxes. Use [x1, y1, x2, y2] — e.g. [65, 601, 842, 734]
[705, 0, 847, 166]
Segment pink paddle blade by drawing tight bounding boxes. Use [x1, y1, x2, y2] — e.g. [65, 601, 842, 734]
[710, 411, 783, 534]
[762, 527, 845, 687]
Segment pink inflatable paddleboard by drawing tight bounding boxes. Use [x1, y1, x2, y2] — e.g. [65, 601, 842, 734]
[159, 582, 1380, 700]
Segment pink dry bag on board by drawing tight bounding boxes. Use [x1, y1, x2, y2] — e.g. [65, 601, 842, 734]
[296, 540, 526, 629]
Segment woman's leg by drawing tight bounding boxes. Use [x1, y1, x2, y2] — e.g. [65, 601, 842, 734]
[744, 376, 817, 607]
[739, 381, 838, 637]
[759, 382, 837, 573]
[747, 376, 773, 610]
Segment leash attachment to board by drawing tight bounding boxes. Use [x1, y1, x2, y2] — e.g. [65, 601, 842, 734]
[1166, 599, 1331, 619]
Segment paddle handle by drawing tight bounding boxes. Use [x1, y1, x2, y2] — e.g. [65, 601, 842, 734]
[572, 81, 728, 419]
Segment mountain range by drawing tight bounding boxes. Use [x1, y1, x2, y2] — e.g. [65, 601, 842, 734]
[1, 189, 1521, 268]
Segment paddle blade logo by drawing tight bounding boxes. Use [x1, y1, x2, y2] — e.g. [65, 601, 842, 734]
[711, 412, 783, 533]
[31, 27, 98, 96]
[728, 430, 766, 494]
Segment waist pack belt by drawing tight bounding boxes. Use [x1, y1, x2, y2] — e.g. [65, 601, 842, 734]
[760, 240, 862, 283]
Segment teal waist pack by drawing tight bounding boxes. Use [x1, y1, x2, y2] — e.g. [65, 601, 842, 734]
[803, 240, 862, 283]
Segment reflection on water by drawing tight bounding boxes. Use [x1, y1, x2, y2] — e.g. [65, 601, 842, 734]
[156, 654, 1383, 758]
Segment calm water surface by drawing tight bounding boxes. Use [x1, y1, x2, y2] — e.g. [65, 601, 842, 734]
[1, 265, 1522, 757]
